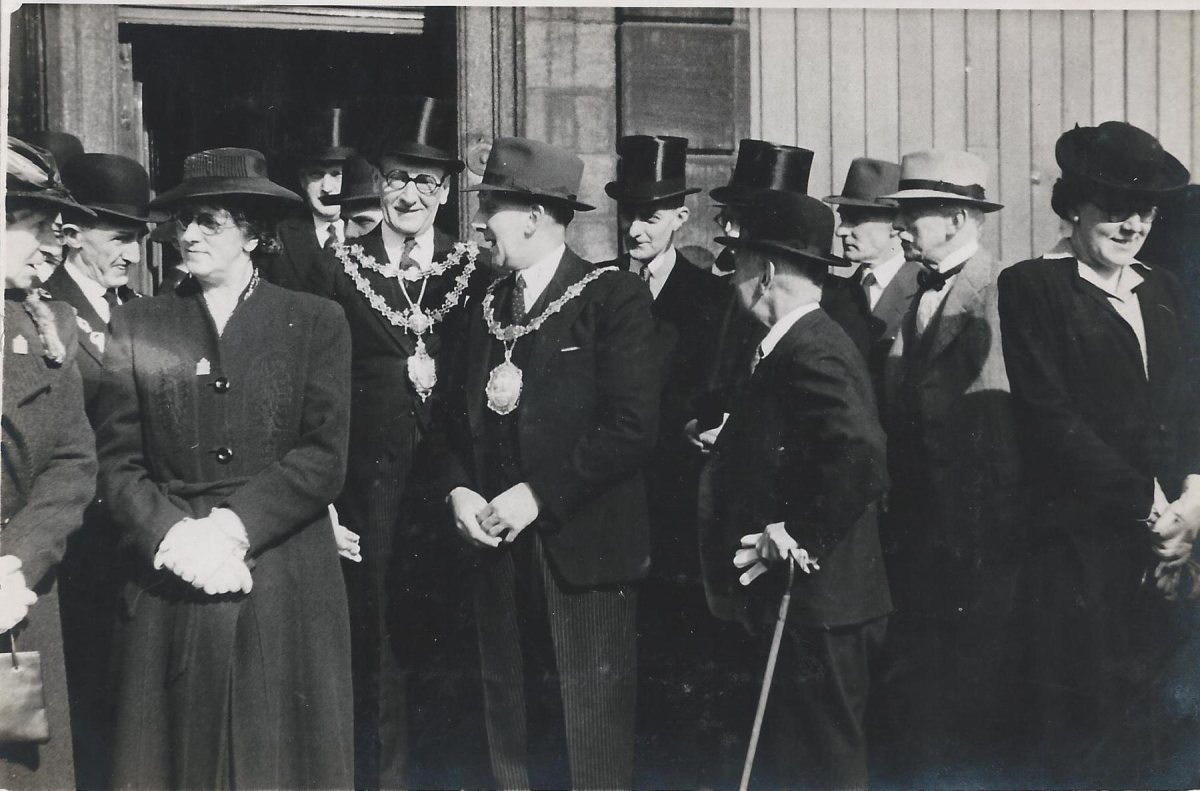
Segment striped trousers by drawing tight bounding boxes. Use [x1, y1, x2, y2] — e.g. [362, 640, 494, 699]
[474, 532, 637, 790]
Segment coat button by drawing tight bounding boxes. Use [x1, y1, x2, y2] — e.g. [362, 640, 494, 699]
[212, 377, 231, 394]
[213, 447, 234, 464]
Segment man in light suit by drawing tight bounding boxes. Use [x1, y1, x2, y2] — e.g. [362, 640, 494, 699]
[874, 150, 1022, 786]
[436, 137, 659, 790]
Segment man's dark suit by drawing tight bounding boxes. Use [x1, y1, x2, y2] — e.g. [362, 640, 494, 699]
[710, 306, 891, 789]
[433, 249, 659, 789]
[263, 214, 334, 294]
[848, 260, 922, 410]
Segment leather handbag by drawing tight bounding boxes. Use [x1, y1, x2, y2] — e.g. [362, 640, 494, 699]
[0, 632, 50, 744]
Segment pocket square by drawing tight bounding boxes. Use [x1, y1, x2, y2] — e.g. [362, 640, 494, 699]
[559, 346, 582, 353]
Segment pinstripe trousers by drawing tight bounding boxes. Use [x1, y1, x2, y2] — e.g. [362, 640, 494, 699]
[474, 532, 638, 790]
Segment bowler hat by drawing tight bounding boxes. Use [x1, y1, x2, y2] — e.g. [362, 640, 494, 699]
[1056, 121, 1189, 199]
[882, 150, 1003, 212]
[710, 140, 814, 205]
[376, 96, 464, 174]
[462, 137, 595, 212]
[149, 148, 303, 211]
[62, 154, 168, 224]
[6, 136, 95, 217]
[22, 130, 84, 172]
[292, 107, 356, 164]
[327, 155, 382, 206]
[824, 158, 901, 210]
[716, 191, 849, 268]
[605, 135, 700, 204]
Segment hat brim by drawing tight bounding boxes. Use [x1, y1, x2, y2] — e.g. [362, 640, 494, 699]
[709, 185, 755, 206]
[380, 145, 466, 175]
[605, 183, 702, 203]
[88, 203, 170, 225]
[881, 189, 1003, 213]
[462, 183, 595, 212]
[8, 188, 97, 217]
[714, 235, 852, 268]
[823, 195, 900, 210]
[149, 178, 304, 211]
[325, 190, 380, 206]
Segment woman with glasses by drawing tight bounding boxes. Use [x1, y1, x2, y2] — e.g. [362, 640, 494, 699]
[95, 148, 354, 789]
[997, 122, 1200, 785]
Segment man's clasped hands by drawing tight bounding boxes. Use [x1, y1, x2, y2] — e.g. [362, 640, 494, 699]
[448, 484, 542, 549]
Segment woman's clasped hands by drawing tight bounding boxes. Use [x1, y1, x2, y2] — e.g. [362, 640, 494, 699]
[154, 508, 254, 595]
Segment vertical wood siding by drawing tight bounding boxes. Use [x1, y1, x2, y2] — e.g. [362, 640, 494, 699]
[750, 9, 1199, 264]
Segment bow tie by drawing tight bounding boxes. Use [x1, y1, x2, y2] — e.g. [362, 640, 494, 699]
[916, 263, 965, 292]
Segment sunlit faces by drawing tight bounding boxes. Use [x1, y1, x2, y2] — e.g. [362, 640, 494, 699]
[174, 204, 258, 287]
[342, 204, 383, 239]
[835, 206, 899, 266]
[298, 163, 344, 222]
[63, 218, 146, 289]
[471, 194, 538, 271]
[894, 204, 961, 265]
[619, 202, 688, 263]
[4, 208, 57, 289]
[379, 155, 449, 238]
[1071, 200, 1156, 270]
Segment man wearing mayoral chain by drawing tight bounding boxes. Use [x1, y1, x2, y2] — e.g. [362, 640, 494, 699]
[431, 137, 659, 790]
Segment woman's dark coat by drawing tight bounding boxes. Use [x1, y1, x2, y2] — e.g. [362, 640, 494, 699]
[95, 277, 354, 790]
[1, 297, 96, 790]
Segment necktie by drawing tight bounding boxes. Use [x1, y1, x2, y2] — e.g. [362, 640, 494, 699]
[399, 237, 418, 270]
[861, 270, 877, 308]
[510, 274, 528, 325]
[103, 289, 120, 314]
[322, 230, 337, 253]
[916, 262, 965, 292]
[639, 265, 653, 284]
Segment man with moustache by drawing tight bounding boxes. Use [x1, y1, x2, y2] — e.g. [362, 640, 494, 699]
[324, 96, 486, 790]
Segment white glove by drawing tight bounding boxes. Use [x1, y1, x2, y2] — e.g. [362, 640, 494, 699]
[0, 556, 37, 633]
[329, 504, 362, 563]
[733, 523, 819, 586]
[155, 511, 253, 595]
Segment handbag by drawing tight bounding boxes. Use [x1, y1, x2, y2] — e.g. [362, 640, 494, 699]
[0, 631, 50, 744]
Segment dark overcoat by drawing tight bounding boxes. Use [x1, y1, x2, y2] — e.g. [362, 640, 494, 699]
[261, 214, 334, 295]
[94, 277, 354, 790]
[848, 260, 922, 412]
[1, 296, 96, 790]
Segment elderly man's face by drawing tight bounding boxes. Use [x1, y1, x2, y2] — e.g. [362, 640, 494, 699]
[894, 204, 959, 265]
[298, 163, 343, 222]
[379, 155, 449, 239]
[65, 218, 146, 289]
[836, 206, 899, 266]
[472, 194, 537, 271]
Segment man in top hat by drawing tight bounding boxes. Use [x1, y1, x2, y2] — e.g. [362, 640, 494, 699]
[824, 157, 920, 407]
[24, 130, 85, 283]
[322, 96, 487, 790]
[41, 151, 164, 788]
[872, 149, 1021, 784]
[711, 189, 891, 790]
[263, 107, 354, 293]
[330, 155, 385, 240]
[432, 137, 658, 790]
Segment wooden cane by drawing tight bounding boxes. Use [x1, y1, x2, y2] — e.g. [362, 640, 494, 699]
[739, 556, 796, 791]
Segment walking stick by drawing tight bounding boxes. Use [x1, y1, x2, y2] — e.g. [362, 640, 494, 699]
[739, 556, 796, 791]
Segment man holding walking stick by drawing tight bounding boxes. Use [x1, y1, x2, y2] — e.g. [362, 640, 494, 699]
[710, 190, 892, 789]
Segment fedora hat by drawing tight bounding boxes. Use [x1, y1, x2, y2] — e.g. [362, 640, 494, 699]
[605, 135, 700, 204]
[716, 191, 849, 268]
[462, 137, 594, 212]
[149, 148, 303, 212]
[22, 130, 84, 172]
[710, 140, 814, 205]
[375, 96, 464, 174]
[291, 107, 356, 164]
[62, 154, 168, 224]
[824, 158, 901, 210]
[6, 136, 94, 217]
[1056, 121, 1190, 199]
[327, 155, 382, 206]
[883, 150, 1003, 212]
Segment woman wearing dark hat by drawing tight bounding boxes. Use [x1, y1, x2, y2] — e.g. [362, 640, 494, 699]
[2, 137, 97, 789]
[93, 148, 355, 789]
[997, 121, 1200, 785]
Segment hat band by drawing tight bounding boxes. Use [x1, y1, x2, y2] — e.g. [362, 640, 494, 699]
[899, 179, 986, 200]
[483, 171, 577, 203]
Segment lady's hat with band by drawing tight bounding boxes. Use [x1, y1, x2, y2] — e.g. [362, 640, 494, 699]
[1055, 120, 1190, 201]
[6, 136, 95, 216]
[149, 148, 303, 211]
[882, 149, 1003, 213]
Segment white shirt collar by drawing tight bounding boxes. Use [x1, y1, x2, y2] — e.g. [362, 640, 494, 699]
[928, 239, 978, 273]
[517, 243, 567, 311]
[863, 252, 907, 290]
[381, 223, 435, 269]
[64, 257, 112, 323]
[313, 216, 344, 247]
[631, 246, 677, 300]
[1044, 238, 1146, 299]
[758, 301, 821, 361]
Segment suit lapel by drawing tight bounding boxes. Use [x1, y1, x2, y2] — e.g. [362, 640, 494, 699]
[43, 266, 106, 364]
[522, 250, 595, 383]
[1068, 263, 1148, 376]
[349, 227, 417, 356]
[872, 260, 921, 342]
[923, 251, 991, 364]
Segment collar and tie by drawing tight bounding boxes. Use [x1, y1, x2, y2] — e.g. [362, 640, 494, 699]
[510, 273, 528, 324]
[399, 236, 419, 270]
[638, 264, 653, 285]
[916, 262, 965, 292]
[322, 222, 343, 252]
[103, 288, 120, 310]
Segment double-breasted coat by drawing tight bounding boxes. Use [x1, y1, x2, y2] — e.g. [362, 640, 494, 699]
[1, 295, 96, 790]
[95, 276, 354, 790]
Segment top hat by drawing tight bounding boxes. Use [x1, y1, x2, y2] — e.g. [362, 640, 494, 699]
[462, 137, 595, 212]
[62, 154, 168, 224]
[605, 135, 701, 204]
[6, 136, 95, 217]
[716, 191, 849, 268]
[22, 130, 84, 172]
[327, 155, 382, 206]
[149, 148, 303, 212]
[710, 140, 815, 205]
[882, 150, 1003, 212]
[1056, 121, 1190, 199]
[292, 107, 356, 164]
[824, 158, 901, 210]
[375, 96, 464, 174]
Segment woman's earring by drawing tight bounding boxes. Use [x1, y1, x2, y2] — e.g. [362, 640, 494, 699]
[1071, 215, 1079, 223]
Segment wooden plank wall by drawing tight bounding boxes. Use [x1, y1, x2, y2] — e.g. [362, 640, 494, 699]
[750, 9, 1199, 264]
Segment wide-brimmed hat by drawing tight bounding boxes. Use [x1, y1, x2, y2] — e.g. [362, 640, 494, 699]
[62, 154, 168, 224]
[882, 150, 1003, 212]
[149, 148, 303, 212]
[6, 136, 95, 216]
[824, 158, 901, 210]
[291, 107, 356, 164]
[716, 191, 849, 268]
[462, 137, 594, 212]
[605, 135, 700, 204]
[22, 130, 84, 172]
[710, 140, 814, 205]
[1056, 121, 1190, 200]
[326, 155, 382, 206]
[374, 96, 464, 174]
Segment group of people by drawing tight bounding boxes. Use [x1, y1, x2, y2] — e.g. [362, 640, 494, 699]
[2, 92, 1198, 791]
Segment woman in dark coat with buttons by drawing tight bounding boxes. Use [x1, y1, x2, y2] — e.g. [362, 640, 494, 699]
[997, 122, 1200, 787]
[95, 148, 355, 790]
